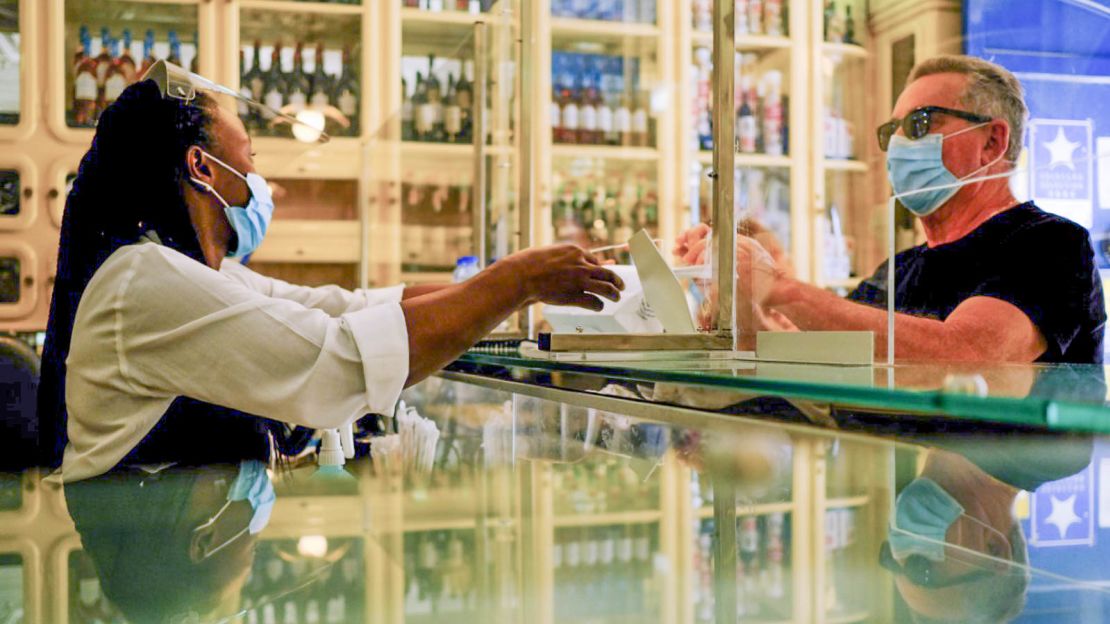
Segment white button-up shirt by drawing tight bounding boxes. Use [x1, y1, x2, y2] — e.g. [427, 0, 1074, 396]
[60, 239, 409, 482]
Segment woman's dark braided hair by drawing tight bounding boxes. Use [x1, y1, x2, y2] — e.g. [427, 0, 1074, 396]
[37, 80, 218, 468]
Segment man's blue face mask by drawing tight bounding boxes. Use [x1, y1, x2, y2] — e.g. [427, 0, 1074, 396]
[889, 476, 1009, 562]
[885, 122, 1002, 217]
[189, 150, 274, 259]
[192, 460, 275, 561]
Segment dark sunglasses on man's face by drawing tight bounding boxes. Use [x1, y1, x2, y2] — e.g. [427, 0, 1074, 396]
[876, 106, 993, 152]
[878, 540, 998, 588]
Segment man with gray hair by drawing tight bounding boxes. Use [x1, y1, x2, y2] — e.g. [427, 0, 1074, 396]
[676, 54, 1105, 363]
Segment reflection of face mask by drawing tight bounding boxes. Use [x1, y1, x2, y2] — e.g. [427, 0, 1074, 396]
[886, 122, 1001, 217]
[889, 476, 1009, 562]
[193, 460, 275, 560]
[189, 151, 274, 259]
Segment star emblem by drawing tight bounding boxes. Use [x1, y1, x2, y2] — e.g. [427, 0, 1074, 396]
[1044, 126, 1080, 171]
[1044, 493, 1081, 539]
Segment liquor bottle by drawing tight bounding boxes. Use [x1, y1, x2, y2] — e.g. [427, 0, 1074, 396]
[333, 46, 360, 135]
[261, 44, 287, 130]
[443, 73, 463, 143]
[73, 29, 98, 127]
[823, 0, 835, 41]
[736, 0, 750, 36]
[167, 31, 182, 67]
[559, 82, 578, 145]
[412, 72, 430, 141]
[401, 76, 414, 140]
[599, 90, 617, 146]
[617, 92, 634, 146]
[748, 0, 764, 35]
[73, 25, 89, 77]
[237, 49, 254, 129]
[425, 56, 445, 142]
[190, 31, 199, 74]
[309, 43, 332, 109]
[244, 41, 266, 104]
[286, 42, 311, 113]
[118, 29, 137, 83]
[138, 30, 157, 77]
[456, 62, 473, 142]
[94, 27, 113, 112]
[550, 56, 565, 143]
[630, 93, 648, 147]
[765, 0, 784, 36]
[578, 71, 598, 145]
[103, 39, 128, 109]
[762, 71, 784, 156]
[845, 5, 857, 45]
[738, 516, 761, 615]
[738, 80, 757, 153]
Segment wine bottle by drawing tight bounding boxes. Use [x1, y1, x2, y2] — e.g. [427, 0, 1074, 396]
[456, 61, 473, 142]
[138, 30, 157, 77]
[189, 31, 199, 74]
[243, 41, 266, 110]
[425, 55, 445, 142]
[309, 43, 332, 109]
[286, 42, 310, 113]
[443, 73, 462, 143]
[412, 71, 429, 141]
[333, 46, 360, 136]
[118, 29, 137, 82]
[401, 76, 414, 140]
[261, 43, 287, 131]
[237, 49, 254, 129]
[578, 70, 598, 145]
[166, 31, 181, 67]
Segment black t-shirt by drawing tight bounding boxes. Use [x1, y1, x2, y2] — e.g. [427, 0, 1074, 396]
[848, 202, 1106, 364]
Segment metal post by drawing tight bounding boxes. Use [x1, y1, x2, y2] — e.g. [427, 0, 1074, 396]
[473, 21, 489, 267]
[519, 0, 537, 339]
[712, 0, 737, 350]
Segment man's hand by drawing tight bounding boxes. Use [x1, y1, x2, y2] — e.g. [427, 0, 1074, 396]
[506, 244, 625, 311]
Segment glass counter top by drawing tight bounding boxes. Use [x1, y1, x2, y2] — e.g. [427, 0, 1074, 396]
[448, 346, 1110, 435]
[5, 375, 1109, 623]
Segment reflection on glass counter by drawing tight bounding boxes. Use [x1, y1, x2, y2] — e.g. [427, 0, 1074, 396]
[64, 1, 198, 129]
[0, 553, 21, 624]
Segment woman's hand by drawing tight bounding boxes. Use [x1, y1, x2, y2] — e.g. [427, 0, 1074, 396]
[505, 244, 625, 311]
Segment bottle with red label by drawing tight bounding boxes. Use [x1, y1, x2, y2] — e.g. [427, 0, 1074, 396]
[73, 28, 99, 127]
[102, 38, 129, 110]
[138, 30, 157, 78]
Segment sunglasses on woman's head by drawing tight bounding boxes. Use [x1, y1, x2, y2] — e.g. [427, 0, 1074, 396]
[876, 106, 993, 151]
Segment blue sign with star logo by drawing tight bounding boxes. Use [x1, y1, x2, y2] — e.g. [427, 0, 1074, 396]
[1031, 463, 1095, 547]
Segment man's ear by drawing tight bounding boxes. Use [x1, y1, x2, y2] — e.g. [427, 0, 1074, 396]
[984, 119, 1010, 164]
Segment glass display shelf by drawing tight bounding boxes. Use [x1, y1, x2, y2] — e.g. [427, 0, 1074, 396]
[450, 349, 1110, 434]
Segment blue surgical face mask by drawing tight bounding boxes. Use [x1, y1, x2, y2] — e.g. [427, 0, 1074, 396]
[192, 460, 275, 560]
[189, 151, 274, 259]
[886, 122, 1000, 217]
[889, 476, 1009, 562]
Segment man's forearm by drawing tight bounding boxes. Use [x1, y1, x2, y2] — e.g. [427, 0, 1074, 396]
[402, 284, 451, 300]
[767, 279, 972, 361]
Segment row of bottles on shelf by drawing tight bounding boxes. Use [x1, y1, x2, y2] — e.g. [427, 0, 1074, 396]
[552, 457, 660, 515]
[551, 52, 653, 148]
[71, 27, 195, 128]
[401, 179, 475, 272]
[693, 514, 789, 622]
[242, 539, 365, 624]
[401, 55, 478, 144]
[404, 530, 480, 615]
[692, 50, 788, 156]
[403, 0, 488, 12]
[551, 0, 657, 24]
[823, 99, 856, 159]
[823, 1, 859, 45]
[553, 523, 659, 618]
[692, 0, 787, 37]
[551, 174, 659, 259]
[239, 41, 360, 138]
